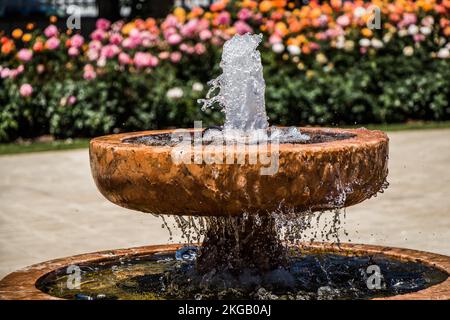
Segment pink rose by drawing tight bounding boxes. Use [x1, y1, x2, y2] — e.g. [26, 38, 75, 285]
[237, 8, 252, 21]
[45, 37, 60, 50]
[68, 47, 79, 56]
[336, 15, 350, 27]
[170, 51, 182, 63]
[100, 44, 120, 58]
[234, 21, 253, 35]
[414, 34, 425, 42]
[180, 43, 188, 52]
[91, 29, 106, 41]
[269, 34, 282, 44]
[194, 43, 206, 55]
[197, 19, 210, 31]
[214, 11, 231, 26]
[168, 33, 182, 45]
[1, 68, 10, 79]
[109, 33, 123, 45]
[134, 52, 158, 68]
[89, 40, 102, 50]
[309, 42, 320, 51]
[181, 19, 198, 38]
[199, 29, 212, 41]
[20, 83, 33, 97]
[36, 64, 45, 74]
[70, 34, 84, 48]
[83, 64, 96, 80]
[67, 95, 77, 105]
[399, 13, 417, 28]
[162, 15, 179, 29]
[159, 51, 170, 60]
[44, 25, 58, 37]
[317, 15, 328, 26]
[118, 52, 131, 65]
[163, 27, 177, 40]
[87, 49, 99, 61]
[122, 37, 139, 49]
[211, 36, 223, 46]
[96, 18, 111, 31]
[17, 49, 33, 62]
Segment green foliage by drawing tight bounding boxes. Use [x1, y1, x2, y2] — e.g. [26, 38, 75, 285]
[1, 44, 449, 142]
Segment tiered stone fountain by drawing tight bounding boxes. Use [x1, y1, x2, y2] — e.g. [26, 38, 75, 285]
[0, 34, 448, 300]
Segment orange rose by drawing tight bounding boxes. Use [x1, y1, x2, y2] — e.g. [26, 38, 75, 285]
[210, 1, 226, 12]
[272, 0, 287, 8]
[188, 7, 204, 19]
[12, 28, 23, 39]
[361, 28, 373, 37]
[1, 41, 14, 54]
[241, 0, 257, 9]
[444, 26, 450, 37]
[330, 0, 342, 9]
[259, 1, 273, 13]
[33, 40, 44, 52]
[22, 33, 32, 42]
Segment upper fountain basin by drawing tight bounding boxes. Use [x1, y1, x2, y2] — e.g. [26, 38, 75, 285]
[89, 127, 388, 216]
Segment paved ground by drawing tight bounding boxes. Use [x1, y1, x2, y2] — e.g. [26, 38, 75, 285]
[0, 129, 449, 278]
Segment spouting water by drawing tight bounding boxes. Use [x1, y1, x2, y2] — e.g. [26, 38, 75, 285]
[198, 33, 309, 143]
[198, 33, 268, 132]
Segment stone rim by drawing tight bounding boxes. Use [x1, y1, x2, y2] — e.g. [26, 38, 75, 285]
[89, 127, 389, 216]
[0, 243, 448, 300]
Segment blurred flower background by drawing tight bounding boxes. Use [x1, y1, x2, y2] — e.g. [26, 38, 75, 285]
[0, 0, 449, 142]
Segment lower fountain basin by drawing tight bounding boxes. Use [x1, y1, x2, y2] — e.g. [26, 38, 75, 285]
[89, 127, 389, 216]
[0, 243, 448, 300]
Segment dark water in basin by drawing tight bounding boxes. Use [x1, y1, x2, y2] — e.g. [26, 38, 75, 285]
[37, 248, 447, 300]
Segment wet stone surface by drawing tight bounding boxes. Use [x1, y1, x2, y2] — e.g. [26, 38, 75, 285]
[123, 127, 356, 147]
[38, 249, 448, 300]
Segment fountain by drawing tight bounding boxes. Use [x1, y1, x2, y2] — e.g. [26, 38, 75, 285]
[0, 34, 448, 300]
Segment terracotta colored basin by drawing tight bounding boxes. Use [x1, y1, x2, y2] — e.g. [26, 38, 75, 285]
[89, 127, 388, 216]
[0, 243, 448, 300]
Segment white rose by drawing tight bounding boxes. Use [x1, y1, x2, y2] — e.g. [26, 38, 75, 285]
[403, 46, 414, 56]
[354, 7, 366, 18]
[383, 33, 392, 43]
[97, 57, 106, 67]
[371, 38, 383, 49]
[437, 48, 449, 59]
[344, 40, 354, 51]
[408, 24, 419, 35]
[359, 38, 371, 47]
[287, 45, 301, 56]
[272, 43, 285, 54]
[398, 29, 408, 37]
[336, 36, 345, 49]
[166, 87, 184, 99]
[420, 26, 431, 35]
[192, 82, 204, 92]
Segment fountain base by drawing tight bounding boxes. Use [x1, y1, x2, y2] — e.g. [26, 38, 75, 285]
[1, 243, 448, 300]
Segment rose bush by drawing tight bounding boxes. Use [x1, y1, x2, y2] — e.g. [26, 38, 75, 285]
[0, 0, 449, 142]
